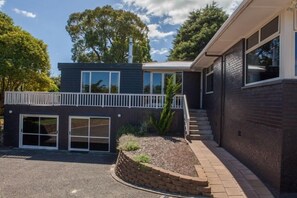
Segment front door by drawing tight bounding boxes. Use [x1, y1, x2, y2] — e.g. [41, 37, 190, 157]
[69, 117, 110, 152]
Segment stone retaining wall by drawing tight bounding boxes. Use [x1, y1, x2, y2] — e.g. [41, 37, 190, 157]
[115, 151, 211, 196]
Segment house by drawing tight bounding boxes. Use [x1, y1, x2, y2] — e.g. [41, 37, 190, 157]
[3, 0, 297, 197]
[190, 0, 297, 197]
[4, 62, 201, 152]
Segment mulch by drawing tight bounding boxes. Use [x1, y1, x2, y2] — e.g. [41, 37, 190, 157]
[128, 136, 199, 177]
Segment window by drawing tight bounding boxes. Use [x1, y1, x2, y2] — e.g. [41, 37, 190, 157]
[143, 72, 183, 94]
[205, 66, 214, 94]
[143, 72, 151, 94]
[245, 17, 280, 85]
[246, 37, 279, 84]
[21, 115, 58, 149]
[69, 117, 110, 151]
[81, 71, 120, 93]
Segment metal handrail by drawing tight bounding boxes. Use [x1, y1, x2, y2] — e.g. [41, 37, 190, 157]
[183, 95, 190, 137]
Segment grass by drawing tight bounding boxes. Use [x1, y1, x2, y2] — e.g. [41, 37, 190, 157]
[134, 154, 151, 163]
[117, 134, 140, 151]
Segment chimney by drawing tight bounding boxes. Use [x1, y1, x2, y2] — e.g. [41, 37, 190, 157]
[128, 37, 133, 63]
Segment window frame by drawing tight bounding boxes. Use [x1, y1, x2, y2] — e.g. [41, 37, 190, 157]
[19, 114, 59, 150]
[205, 66, 214, 95]
[143, 71, 183, 94]
[244, 16, 281, 86]
[80, 71, 121, 93]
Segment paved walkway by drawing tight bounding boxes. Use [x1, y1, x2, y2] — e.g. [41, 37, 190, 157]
[189, 140, 274, 198]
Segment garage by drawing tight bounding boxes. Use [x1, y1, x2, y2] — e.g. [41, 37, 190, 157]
[19, 115, 58, 149]
[68, 116, 110, 152]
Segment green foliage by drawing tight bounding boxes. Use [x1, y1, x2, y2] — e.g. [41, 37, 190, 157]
[117, 134, 140, 151]
[50, 75, 61, 92]
[134, 154, 150, 163]
[116, 122, 148, 139]
[168, 2, 228, 61]
[0, 12, 57, 115]
[66, 5, 152, 63]
[150, 76, 181, 135]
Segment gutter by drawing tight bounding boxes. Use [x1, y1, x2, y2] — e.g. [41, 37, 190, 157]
[190, 0, 253, 69]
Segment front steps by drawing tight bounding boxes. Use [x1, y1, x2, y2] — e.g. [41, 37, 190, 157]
[186, 109, 213, 141]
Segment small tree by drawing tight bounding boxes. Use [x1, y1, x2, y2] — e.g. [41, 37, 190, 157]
[150, 76, 181, 135]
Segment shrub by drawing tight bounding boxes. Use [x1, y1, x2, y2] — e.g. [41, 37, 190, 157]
[134, 154, 150, 163]
[117, 134, 140, 151]
[150, 76, 181, 135]
[117, 121, 148, 139]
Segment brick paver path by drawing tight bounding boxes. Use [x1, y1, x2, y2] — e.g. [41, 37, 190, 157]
[189, 140, 274, 198]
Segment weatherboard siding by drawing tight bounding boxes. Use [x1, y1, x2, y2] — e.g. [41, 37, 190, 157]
[4, 105, 183, 152]
[59, 63, 143, 93]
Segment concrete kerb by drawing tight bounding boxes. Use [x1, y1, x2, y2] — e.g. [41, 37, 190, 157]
[110, 164, 207, 198]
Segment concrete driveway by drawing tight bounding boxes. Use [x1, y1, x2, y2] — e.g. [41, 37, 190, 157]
[0, 149, 159, 198]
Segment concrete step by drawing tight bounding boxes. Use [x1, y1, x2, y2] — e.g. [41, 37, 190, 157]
[190, 117, 208, 121]
[189, 109, 206, 113]
[190, 129, 212, 135]
[187, 134, 213, 141]
[190, 112, 207, 117]
[189, 120, 210, 125]
[190, 125, 211, 130]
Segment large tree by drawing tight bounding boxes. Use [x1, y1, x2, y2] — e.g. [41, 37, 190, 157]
[0, 12, 57, 114]
[168, 2, 228, 61]
[66, 5, 152, 63]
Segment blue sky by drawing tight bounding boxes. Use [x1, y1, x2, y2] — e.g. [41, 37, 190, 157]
[0, 0, 242, 76]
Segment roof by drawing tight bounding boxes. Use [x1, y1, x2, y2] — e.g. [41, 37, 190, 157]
[142, 61, 193, 71]
[191, 0, 292, 69]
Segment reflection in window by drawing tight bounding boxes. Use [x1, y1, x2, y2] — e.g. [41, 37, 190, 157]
[143, 72, 151, 94]
[164, 73, 174, 93]
[82, 72, 90, 93]
[246, 36, 279, 84]
[206, 66, 214, 93]
[110, 73, 119, 93]
[91, 72, 109, 93]
[81, 71, 120, 93]
[152, 73, 162, 94]
[144, 72, 183, 94]
[176, 72, 182, 94]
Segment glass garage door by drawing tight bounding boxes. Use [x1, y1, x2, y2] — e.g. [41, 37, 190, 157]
[20, 115, 58, 149]
[69, 117, 110, 152]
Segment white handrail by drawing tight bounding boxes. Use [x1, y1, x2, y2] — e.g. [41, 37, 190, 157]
[4, 91, 184, 109]
[183, 95, 190, 137]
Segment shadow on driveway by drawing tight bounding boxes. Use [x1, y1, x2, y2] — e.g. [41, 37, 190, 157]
[0, 148, 117, 165]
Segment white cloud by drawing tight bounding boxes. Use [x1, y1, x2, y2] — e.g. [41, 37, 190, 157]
[114, 3, 124, 9]
[13, 8, 37, 18]
[137, 13, 150, 23]
[148, 24, 175, 39]
[151, 48, 169, 55]
[226, 0, 243, 15]
[122, 0, 244, 25]
[0, 0, 5, 9]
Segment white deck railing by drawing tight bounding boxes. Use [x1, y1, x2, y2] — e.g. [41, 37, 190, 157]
[183, 95, 190, 137]
[4, 91, 184, 109]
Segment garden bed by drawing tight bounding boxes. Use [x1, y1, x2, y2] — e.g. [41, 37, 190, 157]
[119, 135, 200, 177]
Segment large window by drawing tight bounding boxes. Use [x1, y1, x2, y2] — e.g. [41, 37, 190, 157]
[20, 115, 58, 149]
[69, 117, 110, 151]
[143, 72, 182, 94]
[205, 65, 214, 94]
[81, 71, 120, 93]
[245, 17, 280, 84]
